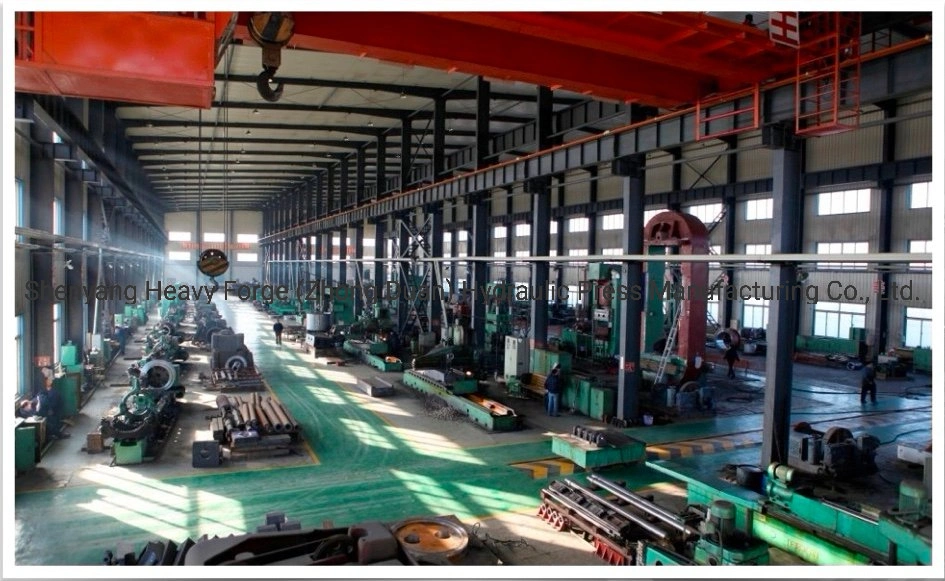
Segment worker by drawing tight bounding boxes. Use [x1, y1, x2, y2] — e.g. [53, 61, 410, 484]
[545, 366, 562, 417]
[116, 319, 130, 355]
[36, 379, 70, 439]
[273, 319, 284, 345]
[742, 14, 756, 27]
[861, 363, 877, 404]
[724, 344, 740, 379]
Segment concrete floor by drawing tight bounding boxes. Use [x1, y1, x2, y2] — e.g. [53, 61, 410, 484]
[13, 299, 932, 568]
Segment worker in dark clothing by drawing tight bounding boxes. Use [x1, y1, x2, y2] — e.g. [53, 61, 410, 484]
[273, 320, 284, 345]
[544, 367, 562, 417]
[36, 380, 69, 439]
[861, 363, 877, 404]
[743, 14, 756, 27]
[116, 319, 130, 355]
[724, 344, 740, 379]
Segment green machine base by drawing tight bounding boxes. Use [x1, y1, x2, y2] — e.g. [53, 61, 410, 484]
[365, 353, 403, 372]
[114, 439, 146, 465]
[551, 433, 645, 469]
[403, 370, 521, 431]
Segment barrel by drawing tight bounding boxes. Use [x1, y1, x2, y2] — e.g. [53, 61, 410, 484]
[305, 313, 318, 332]
[312, 313, 331, 332]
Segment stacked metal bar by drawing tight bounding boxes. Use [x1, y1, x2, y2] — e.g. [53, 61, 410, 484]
[211, 394, 303, 453]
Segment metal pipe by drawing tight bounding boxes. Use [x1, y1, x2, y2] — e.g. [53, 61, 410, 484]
[563, 479, 671, 541]
[541, 488, 625, 539]
[587, 474, 699, 537]
[268, 397, 292, 429]
[255, 403, 274, 432]
[261, 399, 284, 432]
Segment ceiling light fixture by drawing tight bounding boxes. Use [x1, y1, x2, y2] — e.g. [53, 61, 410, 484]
[245, 130, 252, 135]
[343, 136, 349, 142]
[368, 121, 374, 127]
[252, 108, 260, 114]
[400, 90, 407, 99]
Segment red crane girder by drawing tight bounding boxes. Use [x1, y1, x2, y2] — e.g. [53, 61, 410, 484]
[237, 12, 796, 107]
[15, 12, 234, 108]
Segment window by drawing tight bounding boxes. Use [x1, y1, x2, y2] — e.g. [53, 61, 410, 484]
[908, 182, 931, 209]
[53, 303, 63, 364]
[236, 253, 258, 262]
[15, 178, 25, 242]
[742, 298, 769, 329]
[550, 221, 559, 235]
[643, 209, 662, 224]
[16, 315, 26, 396]
[814, 301, 866, 339]
[904, 307, 932, 348]
[685, 203, 723, 226]
[204, 232, 225, 243]
[515, 224, 531, 237]
[494, 226, 507, 239]
[745, 243, 771, 269]
[602, 213, 624, 230]
[707, 298, 721, 328]
[515, 250, 529, 258]
[549, 249, 558, 257]
[709, 244, 722, 269]
[745, 198, 773, 221]
[817, 189, 870, 215]
[493, 250, 507, 258]
[443, 233, 452, 257]
[168, 231, 192, 242]
[816, 241, 868, 270]
[53, 198, 64, 235]
[568, 248, 588, 265]
[568, 217, 589, 233]
[236, 233, 258, 244]
[564, 285, 580, 307]
[363, 238, 376, 247]
[457, 231, 468, 242]
[168, 251, 191, 261]
[909, 240, 931, 271]
[601, 248, 622, 256]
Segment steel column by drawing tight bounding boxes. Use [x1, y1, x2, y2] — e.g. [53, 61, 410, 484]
[64, 170, 87, 346]
[356, 147, 366, 206]
[876, 100, 896, 353]
[761, 125, 801, 467]
[351, 223, 363, 314]
[476, 77, 490, 169]
[537, 86, 554, 150]
[470, 195, 490, 348]
[527, 177, 551, 347]
[504, 187, 513, 284]
[722, 193, 737, 327]
[614, 155, 645, 421]
[433, 98, 446, 180]
[340, 156, 350, 209]
[429, 206, 444, 336]
[376, 134, 387, 197]
[401, 119, 412, 191]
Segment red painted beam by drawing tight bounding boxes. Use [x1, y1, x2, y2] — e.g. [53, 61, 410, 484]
[239, 12, 713, 106]
[15, 12, 225, 108]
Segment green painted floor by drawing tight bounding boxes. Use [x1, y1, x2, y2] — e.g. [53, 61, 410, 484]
[14, 300, 932, 565]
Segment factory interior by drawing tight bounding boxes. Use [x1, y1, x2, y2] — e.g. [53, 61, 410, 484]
[8, 9, 940, 573]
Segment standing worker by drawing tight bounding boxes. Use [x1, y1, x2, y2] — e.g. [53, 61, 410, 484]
[861, 363, 877, 404]
[544, 366, 561, 417]
[273, 319, 285, 345]
[116, 319, 130, 356]
[37, 379, 69, 439]
[724, 344, 740, 379]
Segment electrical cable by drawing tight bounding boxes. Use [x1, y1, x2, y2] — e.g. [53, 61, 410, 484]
[878, 428, 931, 446]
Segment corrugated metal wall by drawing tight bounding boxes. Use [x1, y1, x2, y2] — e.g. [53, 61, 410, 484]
[736, 132, 770, 181]
[894, 92, 932, 160]
[804, 107, 884, 172]
[680, 141, 729, 189]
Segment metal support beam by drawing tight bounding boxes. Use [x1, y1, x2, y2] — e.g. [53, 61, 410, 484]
[376, 134, 387, 198]
[470, 194, 490, 348]
[433, 98, 446, 180]
[429, 206, 444, 336]
[614, 154, 645, 421]
[338, 228, 347, 285]
[373, 219, 386, 296]
[504, 187, 513, 284]
[586, 166, 599, 259]
[722, 194, 737, 327]
[327, 166, 335, 213]
[476, 77, 490, 169]
[356, 147, 366, 206]
[876, 100, 896, 353]
[527, 176, 551, 347]
[340, 156, 350, 209]
[762, 124, 801, 467]
[537, 86, 554, 150]
[352, 223, 364, 314]
[401, 119, 412, 191]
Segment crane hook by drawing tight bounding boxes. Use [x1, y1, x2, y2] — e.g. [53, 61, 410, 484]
[257, 66, 284, 102]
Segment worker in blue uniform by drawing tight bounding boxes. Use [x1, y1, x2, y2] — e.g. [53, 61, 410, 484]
[544, 366, 561, 417]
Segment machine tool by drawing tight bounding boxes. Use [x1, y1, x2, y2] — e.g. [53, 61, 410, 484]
[402, 368, 522, 432]
[99, 365, 184, 464]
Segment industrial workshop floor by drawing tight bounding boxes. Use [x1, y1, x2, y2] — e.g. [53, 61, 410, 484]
[13, 300, 932, 567]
